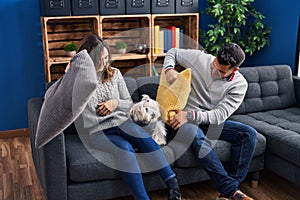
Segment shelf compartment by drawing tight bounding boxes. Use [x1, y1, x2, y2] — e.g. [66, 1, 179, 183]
[49, 63, 68, 81]
[41, 16, 99, 59]
[100, 15, 151, 54]
[151, 13, 199, 54]
[111, 59, 151, 78]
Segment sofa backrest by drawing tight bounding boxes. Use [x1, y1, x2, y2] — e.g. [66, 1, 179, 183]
[234, 65, 297, 114]
[124, 76, 160, 102]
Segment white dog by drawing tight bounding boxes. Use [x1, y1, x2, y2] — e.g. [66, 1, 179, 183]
[130, 94, 167, 145]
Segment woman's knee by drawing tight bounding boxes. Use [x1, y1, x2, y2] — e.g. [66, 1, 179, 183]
[117, 141, 135, 152]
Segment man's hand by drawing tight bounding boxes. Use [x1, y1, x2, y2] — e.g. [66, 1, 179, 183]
[165, 69, 179, 84]
[96, 99, 119, 116]
[169, 110, 188, 130]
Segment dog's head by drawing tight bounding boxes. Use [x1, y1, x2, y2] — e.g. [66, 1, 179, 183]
[130, 94, 161, 126]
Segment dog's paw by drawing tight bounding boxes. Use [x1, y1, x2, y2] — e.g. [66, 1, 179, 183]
[152, 131, 167, 146]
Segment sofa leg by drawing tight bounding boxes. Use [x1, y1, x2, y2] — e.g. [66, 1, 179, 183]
[249, 171, 259, 188]
[251, 180, 258, 188]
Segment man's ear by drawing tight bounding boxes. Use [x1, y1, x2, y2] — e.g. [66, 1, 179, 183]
[233, 67, 239, 71]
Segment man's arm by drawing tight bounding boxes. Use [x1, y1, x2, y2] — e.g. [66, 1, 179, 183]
[194, 81, 248, 125]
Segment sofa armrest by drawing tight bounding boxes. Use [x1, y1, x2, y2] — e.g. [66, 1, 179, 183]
[28, 98, 68, 200]
[293, 76, 300, 107]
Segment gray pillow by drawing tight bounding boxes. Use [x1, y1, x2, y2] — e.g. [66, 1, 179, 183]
[35, 50, 97, 148]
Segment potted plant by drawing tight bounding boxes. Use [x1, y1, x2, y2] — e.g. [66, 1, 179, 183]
[64, 42, 77, 57]
[200, 0, 271, 55]
[115, 41, 128, 54]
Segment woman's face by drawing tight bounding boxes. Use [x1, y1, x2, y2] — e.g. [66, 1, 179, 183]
[97, 47, 109, 72]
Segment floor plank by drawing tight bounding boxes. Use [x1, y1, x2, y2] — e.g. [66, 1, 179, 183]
[0, 136, 299, 200]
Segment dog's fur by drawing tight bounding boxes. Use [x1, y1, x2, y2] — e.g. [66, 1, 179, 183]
[130, 94, 167, 145]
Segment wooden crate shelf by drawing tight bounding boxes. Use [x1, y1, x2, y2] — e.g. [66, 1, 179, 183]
[41, 13, 199, 82]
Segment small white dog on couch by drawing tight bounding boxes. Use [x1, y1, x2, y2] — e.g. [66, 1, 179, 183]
[129, 94, 167, 145]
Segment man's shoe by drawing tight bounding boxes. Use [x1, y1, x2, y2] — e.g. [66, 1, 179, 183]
[216, 190, 253, 200]
[216, 193, 230, 200]
[231, 190, 253, 200]
[168, 188, 181, 200]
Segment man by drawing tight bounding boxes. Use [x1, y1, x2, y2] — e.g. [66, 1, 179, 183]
[163, 43, 257, 200]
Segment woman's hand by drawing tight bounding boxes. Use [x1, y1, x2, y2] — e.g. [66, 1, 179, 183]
[96, 99, 119, 116]
[165, 69, 179, 84]
[65, 63, 71, 72]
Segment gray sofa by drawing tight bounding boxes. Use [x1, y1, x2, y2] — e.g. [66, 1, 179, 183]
[230, 65, 300, 187]
[28, 66, 272, 200]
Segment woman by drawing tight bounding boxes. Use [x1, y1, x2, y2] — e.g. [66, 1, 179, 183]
[76, 34, 181, 200]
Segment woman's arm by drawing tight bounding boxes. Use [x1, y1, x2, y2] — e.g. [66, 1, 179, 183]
[115, 69, 133, 111]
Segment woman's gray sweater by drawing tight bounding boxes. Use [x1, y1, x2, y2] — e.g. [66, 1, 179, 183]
[81, 68, 133, 134]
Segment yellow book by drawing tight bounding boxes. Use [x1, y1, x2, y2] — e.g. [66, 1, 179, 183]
[159, 30, 164, 54]
[154, 25, 160, 54]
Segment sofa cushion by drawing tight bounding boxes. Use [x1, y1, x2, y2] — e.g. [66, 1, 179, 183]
[124, 77, 140, 102]
[66, 134, 119, 182]
[230, 107, 300, 167]
[65, 134, 176, 182]
[136, 76, 160, 100]
[235, 65, 297, 114]
[173, 133, 266, 168]
[156, 69, 191, 124]
[35, 50, 97, 148]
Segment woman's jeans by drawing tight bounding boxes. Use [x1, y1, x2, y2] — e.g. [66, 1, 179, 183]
[89, 120, 175, 200]
[167, 120, 257, 196]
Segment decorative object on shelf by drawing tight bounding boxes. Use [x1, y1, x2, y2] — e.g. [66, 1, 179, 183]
[39, 0, 71, 17]
[115, 41, 128, 54]
[151, 0, 175, 14]
[126, 0, 150, 14]
[175, 0, 198, 13]
[71, 0, 99, 16]
[64, 42, 78, 57]
[200, 0, 271, 55]
[133, 43, 149, 54]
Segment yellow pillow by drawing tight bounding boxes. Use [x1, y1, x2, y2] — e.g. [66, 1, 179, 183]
[156, 68, 191, 125]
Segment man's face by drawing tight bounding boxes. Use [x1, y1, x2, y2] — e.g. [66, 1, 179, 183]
[210, 58, 237, 80]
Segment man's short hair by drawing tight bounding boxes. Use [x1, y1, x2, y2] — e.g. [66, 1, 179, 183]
[217, 43, 245, 68]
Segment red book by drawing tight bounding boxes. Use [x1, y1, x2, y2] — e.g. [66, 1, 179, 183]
[166, 26, 176, 48]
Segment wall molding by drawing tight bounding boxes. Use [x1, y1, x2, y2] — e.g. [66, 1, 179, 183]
[0, 128, 29, 139]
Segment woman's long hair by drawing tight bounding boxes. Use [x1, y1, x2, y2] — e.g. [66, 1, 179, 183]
[77, 34, 114, 83]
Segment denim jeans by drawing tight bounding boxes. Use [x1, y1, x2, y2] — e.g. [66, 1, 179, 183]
[167, 120, 257, 196]
[89, 120, 175, 200]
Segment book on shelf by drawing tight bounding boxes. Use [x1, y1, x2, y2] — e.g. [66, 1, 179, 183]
[155, 25, 184, 54]
[152, 65, 163, 76]
[159, 29, 164, 54]
[152, 65, 158, 76]
[164, 28, 172, 53]
[180, 28, 183, 48]
[165, 26, 183, 51]
[154, 25, 164, 54]
[154, 25, 160, 54]
[175, 27, 180, 48]
[166, 26, 176, 48]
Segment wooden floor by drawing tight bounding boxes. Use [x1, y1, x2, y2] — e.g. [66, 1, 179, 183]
[1, 136, 300, 200]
